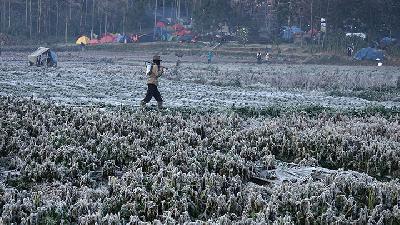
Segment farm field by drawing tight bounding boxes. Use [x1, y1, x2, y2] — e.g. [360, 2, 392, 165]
[1, 50, 400, 224]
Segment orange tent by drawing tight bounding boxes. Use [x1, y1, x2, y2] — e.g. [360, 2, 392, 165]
[175, 30, 191, 36]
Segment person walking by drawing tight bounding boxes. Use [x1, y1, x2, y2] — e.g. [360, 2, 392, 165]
[257, 52, 262, 64]
[207, 51, 213, 64]
[347, 44, 354, 57]
[141, 55, 165, 109]
[0, 41, 4, 56]
[265, 52, 271, 62]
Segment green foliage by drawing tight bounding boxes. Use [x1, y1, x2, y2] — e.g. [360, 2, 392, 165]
[386, 46, 400, 58]
[230, 105, 400, 120]
[329, 87, 400, 102]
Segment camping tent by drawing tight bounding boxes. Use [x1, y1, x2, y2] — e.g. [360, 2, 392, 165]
[50, 51, 58, 65]
[76, 36, 90, 45]
[178, 35, 193, 42]
[139, 34, 154, 42]
[307, 28, 318, 37]
[88, 39, 100, 45]
[172, 24, 184, 31]
[99, 34, 115, 44]
[380, 37, 397, 48]
[354, 47, 384, 61]
[282, 26, 303, 41]
[115, 34, 122, 42]
[116, 34, 132, 43]
[28, 47, 57, 67]
[156, 21, 166, 28]
[158, 18, 170, 25]
[155, 27, 171, 40]
[175, 29, 191, 36]
[28, 47, 49, 64]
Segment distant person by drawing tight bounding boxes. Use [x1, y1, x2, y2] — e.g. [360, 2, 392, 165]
[175, 52, 183, 67]
[133, 34, 139, 43]
[265, 52, 270, 62]
[207, 51, 213, 64]
[257, 52, 262, 64]
[0, 41, 4, 56]
[347, 45, 354, 57]
[141, 55, 165, 109]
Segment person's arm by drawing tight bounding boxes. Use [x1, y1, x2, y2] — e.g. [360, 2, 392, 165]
[158, 66, 164, 77]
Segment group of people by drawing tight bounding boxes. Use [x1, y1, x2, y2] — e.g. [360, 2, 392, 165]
[257, 52, 271, 64]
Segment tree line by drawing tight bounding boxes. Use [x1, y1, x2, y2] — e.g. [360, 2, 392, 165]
[0, 0, 399, 43]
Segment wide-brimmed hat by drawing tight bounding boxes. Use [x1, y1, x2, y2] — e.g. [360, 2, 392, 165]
[153, 55, 162, 61]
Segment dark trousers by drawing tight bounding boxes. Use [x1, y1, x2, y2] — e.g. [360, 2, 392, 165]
[142, 84, 163, 103]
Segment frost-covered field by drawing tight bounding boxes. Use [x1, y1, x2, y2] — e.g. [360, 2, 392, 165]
[1, 51, 400, 224]
[1, 51, 400, 109]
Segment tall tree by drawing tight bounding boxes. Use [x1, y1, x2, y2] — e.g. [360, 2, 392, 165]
[0, 0, 399, 42]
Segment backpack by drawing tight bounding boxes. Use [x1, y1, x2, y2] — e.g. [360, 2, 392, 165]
[145, 62, 153, 75]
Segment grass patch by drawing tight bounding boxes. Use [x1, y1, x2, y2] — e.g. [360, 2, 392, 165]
[86, 101, 400, 120]
[229, 105, 400, 119]
[330, 87, 400, 102]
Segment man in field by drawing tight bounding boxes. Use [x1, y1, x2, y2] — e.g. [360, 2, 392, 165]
[257, 52, 262, 64]
[207, 51, 213, 63]
[347, 44, 354, 57]
[0, 41, 3, 56]
[141, 55, 165, 109]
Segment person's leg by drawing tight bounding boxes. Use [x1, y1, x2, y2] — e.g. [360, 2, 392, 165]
[141, 84, 154, 105]
[153, 86, 163, 108]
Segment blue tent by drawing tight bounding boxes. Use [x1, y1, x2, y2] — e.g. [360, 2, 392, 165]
[116, 34, 132, 43]
[139, 34, 154, 42]
[158, 18, 170, 25]
[50, 51, 58, 64]
[282, 26, 303, 41]
[381, 37, 396, 45]
[154, 27, 170, 38]
[161, 33, 173, 41]
[354, 47, 384, 61]
[380, 37, 397, 48]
